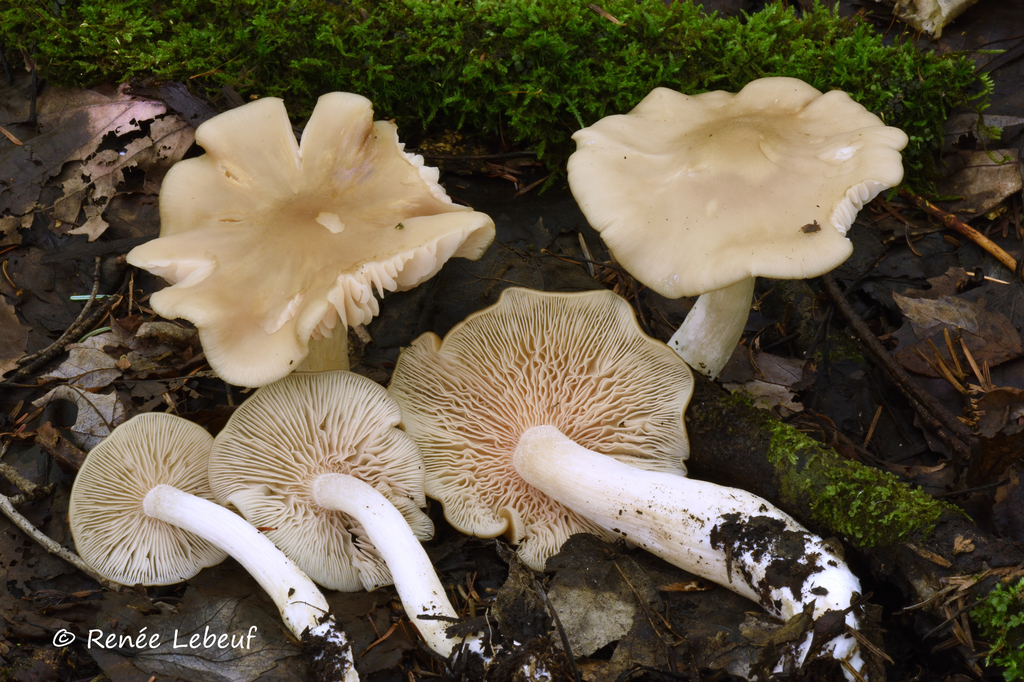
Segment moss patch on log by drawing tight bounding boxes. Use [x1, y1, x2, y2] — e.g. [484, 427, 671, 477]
[1, 0, 989, 182]
[765, 420, 959, 548]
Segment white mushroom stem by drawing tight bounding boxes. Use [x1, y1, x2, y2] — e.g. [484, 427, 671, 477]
[143, 484, 358, 681]
[668, 277, 755, 379]
[513, 425, 866, 679]
[312, 474, 465, 658]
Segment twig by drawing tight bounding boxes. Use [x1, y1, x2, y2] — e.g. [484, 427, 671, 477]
[533, 576, 581, 682]
[15, 256, 103, 366]
[898, 189, 1021, 281]
[0, 494, 117, 589]
[5, 262, 124, 385]
[0, 442, 116, 589]
[821, 274, 974, 459]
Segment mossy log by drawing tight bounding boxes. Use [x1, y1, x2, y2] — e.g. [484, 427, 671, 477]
[685, 374, 1024, 609]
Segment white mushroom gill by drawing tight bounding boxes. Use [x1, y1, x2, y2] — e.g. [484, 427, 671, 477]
[69, 413, 360, 682]
[209, 371, 477, 659]
[126, 92, 495, 387]
[388, 287, 868, 680]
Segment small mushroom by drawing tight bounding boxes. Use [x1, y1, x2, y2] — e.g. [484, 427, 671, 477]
[388, 287, 866, 677]
[208, 371, 476, 659]
[567, 77, 908, 378]
[127, 92, 495, 387]
[69, 412, 358, 681]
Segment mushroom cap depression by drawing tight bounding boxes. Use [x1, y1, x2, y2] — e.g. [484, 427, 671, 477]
[387, 287, 694, 571]
[69, 413, 228, 586]
[128, 92, 495, 387]
[567, 77, 909, 298]
[209, 371, 433, 592]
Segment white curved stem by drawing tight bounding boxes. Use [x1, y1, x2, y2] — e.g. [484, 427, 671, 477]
[669, 277, 755, 378]
[312, 474, 463, 658]
[513, 425, 865, 679]
[143, 484, 336, 640]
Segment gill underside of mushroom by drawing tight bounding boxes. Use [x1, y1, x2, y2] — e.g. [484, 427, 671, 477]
[311, 473, 467, 658]
[142, 484, 360, 681]
[668, 277, 755, 379]
[512, 425, 866, 680]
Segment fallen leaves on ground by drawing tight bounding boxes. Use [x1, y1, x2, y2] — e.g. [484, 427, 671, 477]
[0, 83, 193, 242]
[892, 289, 1022, 378]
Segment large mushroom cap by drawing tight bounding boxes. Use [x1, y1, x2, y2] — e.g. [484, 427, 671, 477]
[567, 77, 909, 298]
[69, 413, 228, 586]
[209, 371, 432, 592]
[128, 92, 495, 387]
[387, 287, 694, 571]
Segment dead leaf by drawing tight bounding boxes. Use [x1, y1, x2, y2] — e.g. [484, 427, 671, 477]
[893, 292, 979, 335]
[546, 557, 638, 656]
[952, 536, 975, 554]
[90, 589, 302, 682]
[992, 464, 1024, 543]
[41, 347, 122, 389]
[0, 84, 194, 242]
[32, 386, 127, 450]
[0, 215, 27, 247]
[721, 350, 813, 416]
[892, 293, 1022, 377]
[976, 387, 1024, 438]
[937, 149, 1022, 216]
[0, 296, 30, 376]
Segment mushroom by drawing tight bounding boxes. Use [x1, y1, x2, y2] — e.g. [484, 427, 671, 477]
[567, 77, 908, 378]
[387, 287, 866, 677]
[208, 370, 475, 659]
[127, 92, 495, 387]
[68, 412, 359, 681]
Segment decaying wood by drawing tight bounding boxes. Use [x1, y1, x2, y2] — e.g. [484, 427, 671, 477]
[685, 374, 1024, 643]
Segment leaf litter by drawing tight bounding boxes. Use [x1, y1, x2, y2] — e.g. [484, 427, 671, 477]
[4, 6, 1024, 680]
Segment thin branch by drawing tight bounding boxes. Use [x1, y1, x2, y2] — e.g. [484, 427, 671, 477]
[0, 442, 117, 590]
[898, 188, 1021, 281]
[821, 274, 974, 459]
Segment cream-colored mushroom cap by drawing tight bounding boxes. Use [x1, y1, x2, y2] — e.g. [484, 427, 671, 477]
[387, 287, 694, 571]
[127, 92, 495, 387]
[567, 77, 909, 298]
[69, 413, 228, 586]
[209, 371, 433, 592]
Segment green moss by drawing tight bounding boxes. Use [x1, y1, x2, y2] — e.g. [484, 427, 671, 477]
[766, 421, 956, 547]
[972, 577, 1024, 680]
[1, 0, 988, 182]
[825, 331, 865, 364]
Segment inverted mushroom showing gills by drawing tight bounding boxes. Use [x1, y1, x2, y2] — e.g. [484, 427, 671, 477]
[127, 92, 495, 387]
[568, 77, 908, 378]
[209, 371, 475, 659]
[388, 287, 867, 679]
[68, 413, 358, 682]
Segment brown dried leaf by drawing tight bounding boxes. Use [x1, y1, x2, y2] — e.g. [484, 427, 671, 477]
[0, 296, 30, 376]
[720, 350, 812, 416]
[0, 84, 194, 241]
[892, 292, 979, 336]
[31, 386, 127, 450]
[40, 347, 122, 389]
[992, 464, 1024, 543]
[937, 149, 1022, 216]
[90, 590, 302, 682]
[892, 293, 1022, 377]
